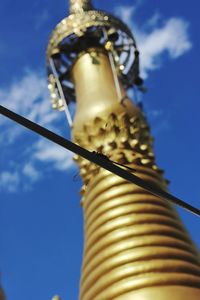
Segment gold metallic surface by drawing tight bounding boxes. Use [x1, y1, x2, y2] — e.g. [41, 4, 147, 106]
[46, 10, 133, 59]
[71, 50, 200, 299]
[115, 286, 200, 300]
[46, 1, 137, 109]
[72, 50, 137, 134]
[48, 74, 65, 111]
[69, 0, 93, 14]
[52, 296, 60, 300]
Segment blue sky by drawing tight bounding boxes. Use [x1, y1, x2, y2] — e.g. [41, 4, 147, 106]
[0, 0, 200, 299]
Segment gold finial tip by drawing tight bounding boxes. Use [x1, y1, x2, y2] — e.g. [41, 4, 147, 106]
[52, 295, 60, 300]
[69, 0, 93, 14]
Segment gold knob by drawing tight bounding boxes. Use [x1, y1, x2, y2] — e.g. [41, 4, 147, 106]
[52, 295, 60, 300]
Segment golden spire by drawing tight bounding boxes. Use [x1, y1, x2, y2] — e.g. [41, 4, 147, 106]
[52, 295, 60, 300]
[47, 1, 200, 299]
[69, 0, 93, 14]
[72, 51, 200, 300]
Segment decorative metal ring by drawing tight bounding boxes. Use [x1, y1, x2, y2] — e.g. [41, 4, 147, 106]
[46, 10, 141, 109]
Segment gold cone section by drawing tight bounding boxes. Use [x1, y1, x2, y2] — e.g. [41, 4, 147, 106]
[72, 50, 200, 299]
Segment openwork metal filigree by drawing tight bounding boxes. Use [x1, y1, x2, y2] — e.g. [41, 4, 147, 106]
[46, 2, 141, 110]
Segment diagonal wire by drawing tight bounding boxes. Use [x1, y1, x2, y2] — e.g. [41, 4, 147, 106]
[0, 104, 200, 218]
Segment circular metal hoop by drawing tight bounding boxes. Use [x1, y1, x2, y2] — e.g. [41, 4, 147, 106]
[46, 10, 140, 109]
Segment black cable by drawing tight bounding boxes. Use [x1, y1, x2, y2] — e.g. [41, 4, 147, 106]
[1, 104, 200, 217]
[92, 152, 136, 173]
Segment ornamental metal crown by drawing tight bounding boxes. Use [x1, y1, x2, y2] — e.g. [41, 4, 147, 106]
[47, 0, 143, 111]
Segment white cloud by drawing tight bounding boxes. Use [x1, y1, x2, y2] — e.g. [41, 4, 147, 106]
[22, 163, 40, 182]
[145, 12, 161, 28]
[34, 9, 50, 30]
[34, 139, 74, 171]
[138, 18, 192, 78]
[0, 71, 75, 193]
[0, 71, 57, 127]
[115, 6, 192, 78]
[0, 171, 20, 193]
[0, 5, 193, 193]
[115, 5, 136, 26]
[114, 0, 143, 26]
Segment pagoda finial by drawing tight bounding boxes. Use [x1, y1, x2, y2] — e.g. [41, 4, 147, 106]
[52, 295, 60, 300]
[47, 0, 138, 111]
[69, 0, 93, 14]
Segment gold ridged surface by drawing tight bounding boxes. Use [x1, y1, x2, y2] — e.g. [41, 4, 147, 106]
[71, 52, 200, 299]
[78, 168, 200, 300]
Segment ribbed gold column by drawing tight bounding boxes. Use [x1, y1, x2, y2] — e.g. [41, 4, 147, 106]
[72, 50, 200, 299]
[79, 170, 200, 300]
